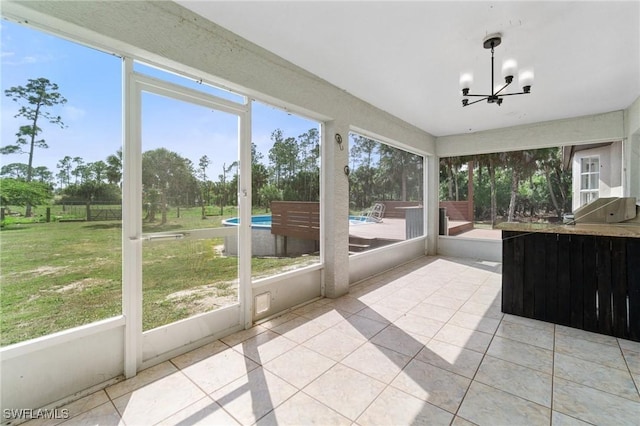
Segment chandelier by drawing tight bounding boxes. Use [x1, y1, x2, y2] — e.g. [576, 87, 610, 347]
[460, 34, 533, 107]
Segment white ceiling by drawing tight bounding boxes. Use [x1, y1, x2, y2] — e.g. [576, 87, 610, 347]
[177, 1, 640, 137]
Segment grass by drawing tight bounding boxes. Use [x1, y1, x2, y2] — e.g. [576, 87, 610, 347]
[0, 205, 318, 346]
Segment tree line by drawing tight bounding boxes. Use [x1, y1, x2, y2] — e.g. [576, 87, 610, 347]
[0, 78, 324, 223]
[440, 148, 572, 224]
[349, 134, 424, 211]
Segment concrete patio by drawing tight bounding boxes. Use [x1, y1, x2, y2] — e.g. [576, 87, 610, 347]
[26, 255, 640, 425]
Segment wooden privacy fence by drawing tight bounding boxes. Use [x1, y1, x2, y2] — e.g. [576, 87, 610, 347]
[271, 201, 320, 241]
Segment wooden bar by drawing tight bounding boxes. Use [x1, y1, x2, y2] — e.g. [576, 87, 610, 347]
[557, 234, 572, 326]
[596, 237, 613, 335]
[569, 235, 584, 330]
[501, 231, 516, 315]
[582, 236, 598, 333]
[512, 233, 525, 316]
[532, 233, 547, 320]
[611, 238, 628, 339]
[522, 234, 536, 318]
[544, 233, 559, 324]
[627, 239, 640, 341]
[499, 222, 640, 342]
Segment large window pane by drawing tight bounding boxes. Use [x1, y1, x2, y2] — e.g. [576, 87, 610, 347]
[348, 132, 424, 254]
[438, 147, 573, 238]
[250, 101, 321, 279]
[0, 21, 122, 345]
[140, 91, 240, 331]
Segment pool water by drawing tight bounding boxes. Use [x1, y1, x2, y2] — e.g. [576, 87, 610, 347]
[223, 214, 375, 228]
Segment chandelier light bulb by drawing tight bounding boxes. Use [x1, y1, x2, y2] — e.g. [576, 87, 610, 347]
[502, 59, 518, 80]
[519, 69, 534, 91]
[459, 72, 473, 90]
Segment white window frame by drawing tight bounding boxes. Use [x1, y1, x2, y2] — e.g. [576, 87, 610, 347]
[579, 155, 600, 206]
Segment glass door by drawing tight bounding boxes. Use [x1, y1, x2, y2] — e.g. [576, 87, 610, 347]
[128, 73, 249, 366]
[140, 89, 241, 330]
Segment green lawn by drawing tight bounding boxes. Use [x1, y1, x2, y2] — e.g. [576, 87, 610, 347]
[0, 205, 318, 346]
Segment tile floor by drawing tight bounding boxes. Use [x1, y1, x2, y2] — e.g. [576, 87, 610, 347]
[24, 256, 640, 425]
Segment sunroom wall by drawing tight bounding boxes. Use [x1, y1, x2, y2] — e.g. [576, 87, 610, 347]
[0, 0, 434, 412]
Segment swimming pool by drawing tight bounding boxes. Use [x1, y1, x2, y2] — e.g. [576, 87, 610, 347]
[222, 214, 375, 229]
[221, 214, 374, 256]
[221, 215, 272, 228]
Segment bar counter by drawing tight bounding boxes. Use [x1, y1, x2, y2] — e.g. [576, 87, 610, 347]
[497, 221, 640, 342]
[497, 221, 640, 238]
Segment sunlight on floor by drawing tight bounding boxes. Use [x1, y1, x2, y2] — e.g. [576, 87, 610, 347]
[25, 256, 640, 426]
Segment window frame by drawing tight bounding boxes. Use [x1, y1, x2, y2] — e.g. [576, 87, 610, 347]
[579, 155, 600, 206]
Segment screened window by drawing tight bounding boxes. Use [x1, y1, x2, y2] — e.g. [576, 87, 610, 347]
[1, 21, 122, 345]
[250, 101, 321, 279]
[438, 147, 573, 236]
[348, 132, 424, 254]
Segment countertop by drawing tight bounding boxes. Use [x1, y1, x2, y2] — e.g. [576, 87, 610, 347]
[496, 221, 640, 238]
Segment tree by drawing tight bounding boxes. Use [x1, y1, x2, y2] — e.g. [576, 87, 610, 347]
[32, 166, 53, 185]
[71, 157, 85, 184]
[537, 147, 572, 217]
[0, 163, 29, 180]
[0, 178, 51, 211]
[251, 143, 269, 208]
[350, 135, 378, 207]
[89, 161, 108, 183]
[57, 155, 73, 189]
[106, 149, 123, 186]
[268, 129, 299, 191]
[503, 150, 538, 222]
[217, 161, 238, 215]
[142, 148, 196, 225]
[258, 184, 283, 212]
[378, 144, 420, 202]
[198, 155, 210, 219]
[2, 78, 67, 216]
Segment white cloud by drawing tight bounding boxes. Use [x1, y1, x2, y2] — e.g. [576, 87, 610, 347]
[62, 105, 86, 121]
[1, 53, 54, 66]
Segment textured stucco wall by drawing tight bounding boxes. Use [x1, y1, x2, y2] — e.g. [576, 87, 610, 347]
[435, 110, 625, 158]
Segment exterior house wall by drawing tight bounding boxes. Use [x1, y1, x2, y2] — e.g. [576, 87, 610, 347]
[625, 96, 640, 199]
[571, 142, 624, 211]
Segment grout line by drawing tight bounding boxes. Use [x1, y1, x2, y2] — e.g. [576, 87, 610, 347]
[617, 338, 640, 397]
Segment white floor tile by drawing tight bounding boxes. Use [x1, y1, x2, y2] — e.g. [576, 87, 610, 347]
[303, 364, 386, 420]
[458, 381, 550, 426]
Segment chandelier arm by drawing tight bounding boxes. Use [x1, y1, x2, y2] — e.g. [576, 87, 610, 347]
[499, 91, 531, 97]
[463, 97, 489, 107]
[493, 81, 512, 96]
[464, 93, 493, 97]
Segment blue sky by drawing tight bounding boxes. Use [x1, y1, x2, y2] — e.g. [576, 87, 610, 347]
[1, 19, 318, 184]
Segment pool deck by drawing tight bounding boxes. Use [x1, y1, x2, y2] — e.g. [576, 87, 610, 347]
[349, 219, 501, 241]
[349, 218, 406, 240]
